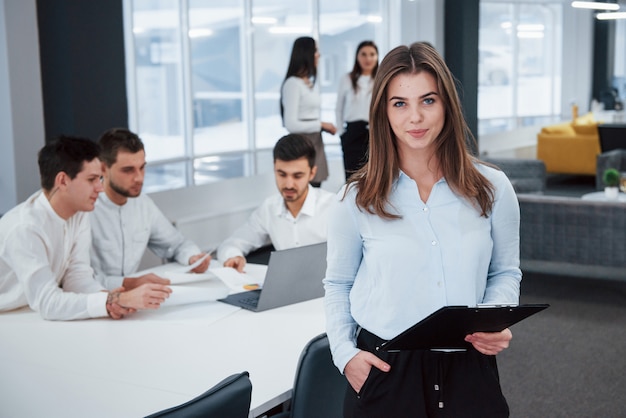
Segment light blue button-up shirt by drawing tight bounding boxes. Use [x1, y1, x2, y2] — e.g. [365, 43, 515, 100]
[90, 193, 202, 289]
[323, 164, 522, 372]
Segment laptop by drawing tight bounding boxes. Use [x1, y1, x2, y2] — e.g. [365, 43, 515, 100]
[218, 242, 327, 312]
[598, 123, 626, 152]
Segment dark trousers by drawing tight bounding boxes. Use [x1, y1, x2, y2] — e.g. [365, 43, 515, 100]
[340, 121, 369, 181]
[344, 328, 510, 418]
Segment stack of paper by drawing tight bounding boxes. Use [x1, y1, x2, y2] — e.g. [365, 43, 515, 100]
[210, 266, 266, 291]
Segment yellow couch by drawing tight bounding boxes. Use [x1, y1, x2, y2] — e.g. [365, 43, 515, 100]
[536, 113, 601, 175]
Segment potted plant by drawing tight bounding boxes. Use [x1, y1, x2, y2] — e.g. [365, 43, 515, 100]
[602, 168, 620, 199]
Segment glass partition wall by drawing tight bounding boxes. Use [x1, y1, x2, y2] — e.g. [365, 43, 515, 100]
[124, 0, 388, 192]
[478, 1, 563, 135]
[125, 0, 572, 192]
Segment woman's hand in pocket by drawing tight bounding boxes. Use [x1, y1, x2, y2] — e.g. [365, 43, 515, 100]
[344, 350, 391, 393]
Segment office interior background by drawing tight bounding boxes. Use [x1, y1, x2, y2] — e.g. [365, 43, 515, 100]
[1, 0, 625, 215]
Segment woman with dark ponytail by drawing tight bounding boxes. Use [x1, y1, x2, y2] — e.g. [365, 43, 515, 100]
[280, 36, 336, 187]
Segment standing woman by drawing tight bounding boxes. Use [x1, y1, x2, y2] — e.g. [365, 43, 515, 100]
[324, 42, 521, 417]
[335, 41, 378, 182]
[281, 36, 337, 187]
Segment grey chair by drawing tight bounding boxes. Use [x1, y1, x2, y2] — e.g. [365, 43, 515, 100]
[273, 333, 348, 418]
[145, 371, 252, 418]
[245, 244, 275, 265]
[481, 157, 547, 194]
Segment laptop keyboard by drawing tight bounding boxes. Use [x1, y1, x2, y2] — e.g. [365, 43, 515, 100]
[238, 292, 260, 308]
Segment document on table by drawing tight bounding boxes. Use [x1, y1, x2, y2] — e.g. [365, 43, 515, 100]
[162, 283, 230, 306]
[158, 271, 215, 285]
[132, 253, 216, 284]
[210, 265, 267, 291]
[165, 252, 212, 273]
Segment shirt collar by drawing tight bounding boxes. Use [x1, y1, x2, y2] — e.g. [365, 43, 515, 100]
[299, 185, 317, 217]
[275, 184, 317, 218]
[397, 169, 447, 185]
[35, 190, 67, 224]
[97, 191, 128, 209]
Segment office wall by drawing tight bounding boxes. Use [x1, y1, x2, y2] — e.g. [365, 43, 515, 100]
[0, 0, 44, 214]
[36, 0, 128, 141]
[592, 18, 615, 103]
[0, 0, 15, 213]
[444, 0, 479, 153]
[399, 0, 444, 49]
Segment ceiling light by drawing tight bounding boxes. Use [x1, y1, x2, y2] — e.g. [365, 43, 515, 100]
[596, 11, 626, 19]
[571, 1, 620, 11]
[268, 26, 311, 34]
[251, 17, 277, 25]
[188, 29, 213, 38]
[517, 31, 545, 39]
[517, 24, 545, 31]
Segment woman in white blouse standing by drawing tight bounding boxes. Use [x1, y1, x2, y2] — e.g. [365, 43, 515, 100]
[281, 36, 337, 187]
[335, 41, 379, 182]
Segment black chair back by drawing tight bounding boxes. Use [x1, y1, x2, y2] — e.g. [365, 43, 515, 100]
[288, 333, 347, 418]
[145, 371, 252, 418]
[599, 123, 626, 152]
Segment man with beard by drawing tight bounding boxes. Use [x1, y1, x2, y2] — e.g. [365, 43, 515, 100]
[90, 128, 210, 290]
[0, 136, 171, 319]
[217, 134, 334, 272]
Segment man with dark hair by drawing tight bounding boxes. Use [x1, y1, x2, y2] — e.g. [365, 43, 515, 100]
[217, 134, 334, 272]
[0, 136, 171, 320]
[90, 128, 210, 290]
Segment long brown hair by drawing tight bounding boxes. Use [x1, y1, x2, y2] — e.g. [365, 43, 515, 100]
[349, 42, 494, 219]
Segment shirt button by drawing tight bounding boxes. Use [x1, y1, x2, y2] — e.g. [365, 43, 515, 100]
[423, 207, 429, 212]
[431, 240, 437, 246]
[437, 281, 443, 287]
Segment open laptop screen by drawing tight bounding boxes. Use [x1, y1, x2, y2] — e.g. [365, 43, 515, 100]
[218, 242, 327, 312]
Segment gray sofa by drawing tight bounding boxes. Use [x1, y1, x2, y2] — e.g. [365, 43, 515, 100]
[518, 194, 626, 281]
[478, 157, 626, 280]
[481, 157, 546, 194]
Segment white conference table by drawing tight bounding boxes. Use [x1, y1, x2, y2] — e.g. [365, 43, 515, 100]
[0, 264, 327, 418]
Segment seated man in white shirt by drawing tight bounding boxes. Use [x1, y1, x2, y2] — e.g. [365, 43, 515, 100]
[90, 128, 210, 290]
[0, 136, 171, 320]
[217, 134, 334, 272]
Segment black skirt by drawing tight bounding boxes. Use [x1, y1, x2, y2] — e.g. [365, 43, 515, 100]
[340, 120, 369, 181]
